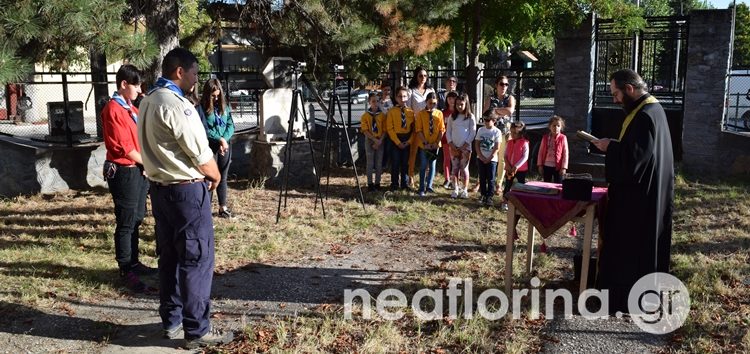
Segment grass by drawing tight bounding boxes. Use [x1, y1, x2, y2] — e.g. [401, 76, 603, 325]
[0, 172, 748, 353]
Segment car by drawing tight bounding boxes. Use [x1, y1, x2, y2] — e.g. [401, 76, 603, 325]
[327, 86, 368, 104]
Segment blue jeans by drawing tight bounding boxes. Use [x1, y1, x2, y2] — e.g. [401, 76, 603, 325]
[150, 181, 215, 339]
[479, 160, 498, 198]
[389, 140, 410, 188]
[418, 148, 437, 193]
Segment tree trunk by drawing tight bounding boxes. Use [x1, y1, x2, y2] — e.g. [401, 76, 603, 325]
[143, 0, 180, 85]
[464, 1, 482, 107]
[89, 49, 109, 140]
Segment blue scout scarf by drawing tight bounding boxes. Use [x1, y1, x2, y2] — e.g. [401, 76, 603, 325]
[368, 109, 380, 133]
[148, 77, 184, 97]
[111, 92, 137, 123]
[214, 107, 226, 127]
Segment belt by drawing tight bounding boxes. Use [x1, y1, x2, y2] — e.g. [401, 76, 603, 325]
[151, 178, 205, 187]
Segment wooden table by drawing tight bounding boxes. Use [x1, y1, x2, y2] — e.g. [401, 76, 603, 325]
[503, 182, 607, 296]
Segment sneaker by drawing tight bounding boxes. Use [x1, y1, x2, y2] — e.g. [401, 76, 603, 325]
[120, 271, 147, 293]
[479, 196, 487, 205]
[426, 187, 435, 193]
[418, 191, 426, 197]
[459, 189, 469, 199]
[164, 324, 183, 340]
[218, 207, 233, 219]
[485, 197, 494, 207]
[184, 326, 234, 349]
[501, 203, 509, 212]
[443, 181, 452, 189]
[450, 190, 459, 198]
[129, 262, 158, 276]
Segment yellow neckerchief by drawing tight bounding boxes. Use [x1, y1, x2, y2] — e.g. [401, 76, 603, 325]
[618, 96, 658, 141]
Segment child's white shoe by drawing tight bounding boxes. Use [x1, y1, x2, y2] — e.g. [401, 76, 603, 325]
[451, 189, 459, 198]
[460, 189, 469, 199]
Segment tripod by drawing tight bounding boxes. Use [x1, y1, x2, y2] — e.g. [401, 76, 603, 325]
[316, 65, 366, 211]
[276, 64, 326, 223]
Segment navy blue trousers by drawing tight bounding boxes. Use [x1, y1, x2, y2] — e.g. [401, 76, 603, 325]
[390, 140, 410, 188]
[150, 181, 214, 339]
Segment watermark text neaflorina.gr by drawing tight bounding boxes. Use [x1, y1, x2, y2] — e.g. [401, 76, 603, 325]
[344, 273, 689, 334]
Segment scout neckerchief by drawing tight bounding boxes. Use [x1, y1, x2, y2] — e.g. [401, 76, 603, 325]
[214, 107, 226, 127]
[368, 108, 380, 133]
[618, 96, 658, 141]
[400, 107, 407, 128]
[428, 109, 434, 135]
[148, 77, 184, 97]
[111, 92, 137, 124]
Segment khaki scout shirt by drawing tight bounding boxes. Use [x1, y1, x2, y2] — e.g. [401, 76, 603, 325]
[137, 88, 214, 183]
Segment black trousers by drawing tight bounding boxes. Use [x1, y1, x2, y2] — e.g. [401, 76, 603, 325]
[107, 165, 149, 271]
[209, 143, 232, 207]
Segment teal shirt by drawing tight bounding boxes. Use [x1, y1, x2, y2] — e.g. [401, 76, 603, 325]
[200, 104, 235, 143]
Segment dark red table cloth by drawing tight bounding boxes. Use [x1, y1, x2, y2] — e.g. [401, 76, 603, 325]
[506, 181, 608, 238]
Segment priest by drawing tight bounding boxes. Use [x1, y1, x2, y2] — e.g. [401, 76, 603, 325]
[591, 69, 675, 313]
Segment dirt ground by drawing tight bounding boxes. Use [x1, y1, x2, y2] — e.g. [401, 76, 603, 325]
[0, 214, 665, 353]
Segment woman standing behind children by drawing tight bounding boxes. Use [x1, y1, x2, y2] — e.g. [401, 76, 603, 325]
[199, 78, 235, 218]
[446, 93, 477, 199]
[441, 91, 458, 189]
[537, 115, 569, 183]
[415, 92, 445, 196]
[361, 93, 386, 191]
[474, 113, 503, 206]
[386, 86, 415, 191]
[502, 121, 529, 211]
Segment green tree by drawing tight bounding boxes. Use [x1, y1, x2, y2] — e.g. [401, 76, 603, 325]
[733, 2, 750, 68]
[0, 0, 157, 84]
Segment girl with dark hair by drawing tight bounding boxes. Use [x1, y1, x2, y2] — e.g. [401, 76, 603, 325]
[199, 78, 235, 218]
[440, 91, 458, 189]
[446, 93, 476, 198]
[502, 121, 529, 211]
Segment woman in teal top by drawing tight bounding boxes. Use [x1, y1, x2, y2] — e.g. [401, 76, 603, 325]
[199, 78, 235, 218]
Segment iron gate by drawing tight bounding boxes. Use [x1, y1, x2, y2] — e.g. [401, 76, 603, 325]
[592, 16, 689, 160]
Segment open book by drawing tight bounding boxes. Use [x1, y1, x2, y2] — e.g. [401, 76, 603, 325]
[576, 130, 599, 142]
[510, 183, 560, 195]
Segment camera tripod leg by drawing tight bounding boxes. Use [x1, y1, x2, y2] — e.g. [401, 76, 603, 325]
[275, 90, 298, 223]
[298, 90, 326, 218]
[315, 93, 336, 210]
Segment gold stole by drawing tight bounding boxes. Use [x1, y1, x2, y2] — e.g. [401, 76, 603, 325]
[618, 96, 658, 141]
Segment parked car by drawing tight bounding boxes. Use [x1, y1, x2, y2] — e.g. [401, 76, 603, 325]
[326, 86, 368, 104]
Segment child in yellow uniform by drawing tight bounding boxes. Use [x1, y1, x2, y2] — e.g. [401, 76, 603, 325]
[360, 93, 386, 191]
[414, 92, 445, 196]
[386, 86, 415, 191]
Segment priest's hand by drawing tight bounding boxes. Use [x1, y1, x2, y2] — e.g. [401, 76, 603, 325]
[592, 138, 611, 152]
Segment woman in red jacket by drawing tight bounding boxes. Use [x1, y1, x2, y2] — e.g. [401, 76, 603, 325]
[536, 115, 569, 183]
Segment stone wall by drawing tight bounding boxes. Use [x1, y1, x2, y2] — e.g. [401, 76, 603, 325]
[554, 14, 599, 170]
[0, 136, 106, 197]
[683, 9, 750, 175]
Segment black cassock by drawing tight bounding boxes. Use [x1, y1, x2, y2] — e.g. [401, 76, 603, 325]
[596, 93, 675, 313]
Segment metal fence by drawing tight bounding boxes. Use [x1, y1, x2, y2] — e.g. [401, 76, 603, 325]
[724, 69, 750, 133]
[0, 67, 555, 144]
[0, 71, 264, 144]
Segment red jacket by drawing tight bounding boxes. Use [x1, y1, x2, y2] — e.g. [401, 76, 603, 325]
[505, 138, 529, 172]
[537, 133, 569, 171]
[102, 99, 140, 165]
